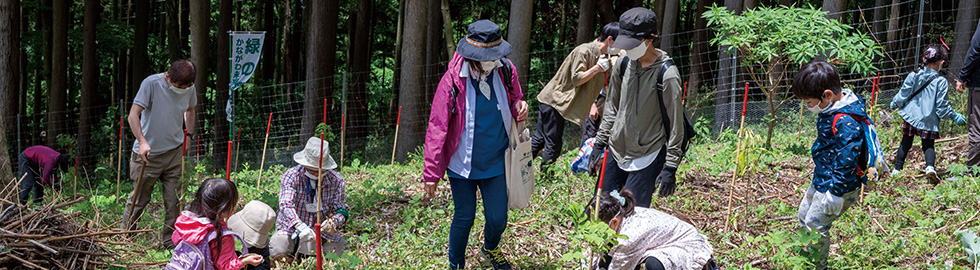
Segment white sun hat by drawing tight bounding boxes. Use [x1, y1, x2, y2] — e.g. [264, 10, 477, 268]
[293, 137, 338, 170]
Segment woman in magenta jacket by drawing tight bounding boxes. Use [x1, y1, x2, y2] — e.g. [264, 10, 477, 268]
[422, 20, 528, 270]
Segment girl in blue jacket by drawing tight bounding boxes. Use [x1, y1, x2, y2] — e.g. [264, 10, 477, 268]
[890, 44, 967, 184]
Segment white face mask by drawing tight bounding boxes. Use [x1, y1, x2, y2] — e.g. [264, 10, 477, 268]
[480, 60, 499, 71]
[170, 85, 190, 95]
[806, 97, 834, 114]
[304, 171, 318, 180]
[625, 41, 649, 60]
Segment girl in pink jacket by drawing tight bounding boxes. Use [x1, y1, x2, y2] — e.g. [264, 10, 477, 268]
[171, 178, 263, 269]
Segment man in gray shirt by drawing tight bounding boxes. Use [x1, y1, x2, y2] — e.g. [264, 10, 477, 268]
[121, 60, 197, 245]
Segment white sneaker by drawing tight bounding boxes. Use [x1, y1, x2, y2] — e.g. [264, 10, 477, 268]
[890, 169, 901, 176]
[925, 166, 939, 185]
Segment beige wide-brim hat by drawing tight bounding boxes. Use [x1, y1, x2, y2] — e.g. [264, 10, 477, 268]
[293, 137, 338, 171]
[227, 200, 277, 248]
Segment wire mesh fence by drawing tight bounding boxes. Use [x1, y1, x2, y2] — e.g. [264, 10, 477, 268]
[5, 0, 974, 175]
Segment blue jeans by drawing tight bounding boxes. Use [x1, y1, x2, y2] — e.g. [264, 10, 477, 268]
[599, 146, 667, 208]
[448, 174, 509, 268]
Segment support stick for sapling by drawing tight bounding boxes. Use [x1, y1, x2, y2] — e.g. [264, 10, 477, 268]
[594, 148, 609, 220]
[391, 106, 402, 166]
[116, 116, 123, 199]
[226, 141, 232, 180]
[234, 125, 241, 174]
[725, 82, 750, 232]
[179, 130, 186, 202]
[682, 81, 688, 105]
[257, 113, 272, 189]
[73, 148, 78, 198]
[315, 132, 325, 270]
[126, 161, 147, 226]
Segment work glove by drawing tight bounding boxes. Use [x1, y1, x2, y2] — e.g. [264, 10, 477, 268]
[588, 142, 608, 176]
[656, 167, 677, 197]
[596, 56, 612, 71]
[890, 99, 901, 109]
[821, 191, 844, 216]
[955, 113, 967, 125]
[295, 222, 316, 243]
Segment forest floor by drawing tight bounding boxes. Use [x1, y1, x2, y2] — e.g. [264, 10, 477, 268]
[20, 110, 980, 270]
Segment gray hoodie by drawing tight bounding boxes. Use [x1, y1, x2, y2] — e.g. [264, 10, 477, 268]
[596, 49, 685, 168]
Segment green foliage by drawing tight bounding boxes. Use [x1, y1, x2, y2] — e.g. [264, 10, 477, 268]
[559, 202, 626, 266]
[704, 5, 882, 76]
[315, 123, 338, 142]
[957, 229, 980, 269]
[704, 5, 883, 146]
[759, 230, 821, 269]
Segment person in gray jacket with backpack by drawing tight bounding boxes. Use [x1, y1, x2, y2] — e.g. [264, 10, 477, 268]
[588, 7, 690, 206]
[891, 44, 967, 184]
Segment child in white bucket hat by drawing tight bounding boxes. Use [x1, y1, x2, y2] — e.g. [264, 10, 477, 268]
[228, 200, 277, 270]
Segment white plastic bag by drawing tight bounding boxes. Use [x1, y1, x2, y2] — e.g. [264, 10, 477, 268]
[506, 121, 535, 209]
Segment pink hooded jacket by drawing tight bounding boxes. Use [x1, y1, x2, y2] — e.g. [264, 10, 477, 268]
[423, 53, 525, 183]
[171, 211, 245, 270]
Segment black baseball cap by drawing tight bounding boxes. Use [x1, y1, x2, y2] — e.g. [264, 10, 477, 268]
[613, 7, 659, 50]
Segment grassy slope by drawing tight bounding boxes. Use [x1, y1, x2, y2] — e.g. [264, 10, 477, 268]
[57, 110, 980, 269]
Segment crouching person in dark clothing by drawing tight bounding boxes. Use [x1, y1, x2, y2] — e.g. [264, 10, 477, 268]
[18, 145, 70, 205]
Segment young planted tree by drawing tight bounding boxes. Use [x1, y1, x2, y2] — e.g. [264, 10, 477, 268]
[704, 5, 882, 147]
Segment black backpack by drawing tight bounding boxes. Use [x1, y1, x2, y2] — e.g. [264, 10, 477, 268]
[616, 56, 697, 156]
[449, 58, 515, 115]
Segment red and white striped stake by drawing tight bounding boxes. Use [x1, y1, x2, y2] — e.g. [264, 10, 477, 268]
[116, 116, 123, 198]
[73, 146, 78, 198]
[196, 133, 200, 164]
[391, 106, 403, 166]
[593, 148, 609, 220]
[315, 132, 325, 270]
[725, 82, 750, 232]
[179, 130, 187, 201]
[225, 141, 233, 180]
[257, 113, 273, 189]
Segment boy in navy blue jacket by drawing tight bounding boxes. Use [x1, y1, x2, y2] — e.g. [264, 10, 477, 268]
[793, 61, 865, 270]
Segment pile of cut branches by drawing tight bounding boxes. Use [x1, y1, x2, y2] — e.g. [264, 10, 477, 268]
[0, 196, 156, 269]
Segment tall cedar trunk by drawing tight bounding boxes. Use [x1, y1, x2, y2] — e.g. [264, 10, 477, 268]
[79, 0, 100, 166]
[132, 0, 149, 100]
[577, 0, 596, 45]
[261, 0, 276, 83]
[395, 0, 427, 162]
[0, 0, 17, 189]
[660, 0, 678, 54]
[822, 0, 847, 21]
[1, 0, 16, 128]
[743, 0, 758, 10]
[687, 0, 710, 98]
[349, 0, 373, 154]
[425, 0, 440, 114]
[215, 0, 232, 170]
[180, 0, 189, 53]
[713, 0, 741, 131]
[885, 0, 901, 89]
[779, 0, 793, 6]
[951, 0, 979, 78]
[283, 0, 297, 111]
[166, 0, 182, 59]
[189, 0, 208, 156]
[48, 0, 67, 147]
[597, 0, 615, 24]
[441, 0, 454, 57]
[509, 0, 532, 93]
[301, 0, 339, 138]
[393, 0, 404, 96]
[39, 0, 51, 147]
[872, 0, 887, 34]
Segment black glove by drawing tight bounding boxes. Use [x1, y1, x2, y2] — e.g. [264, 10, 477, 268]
[657, 166, 677, 197]
[588, 142, 607, 176]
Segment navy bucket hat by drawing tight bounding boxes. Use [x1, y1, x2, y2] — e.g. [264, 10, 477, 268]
[456, 20, 512, 61]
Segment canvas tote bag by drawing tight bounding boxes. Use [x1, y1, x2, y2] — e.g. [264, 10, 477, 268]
[505, 120, 535, 209]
